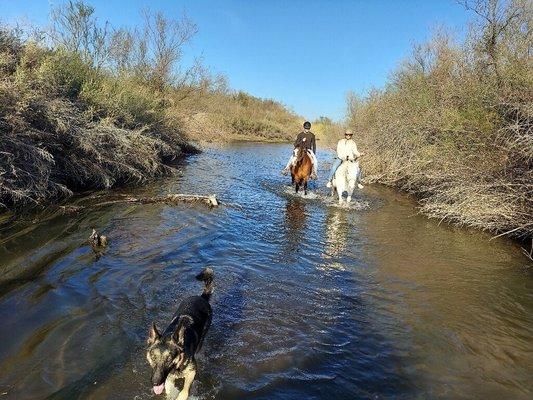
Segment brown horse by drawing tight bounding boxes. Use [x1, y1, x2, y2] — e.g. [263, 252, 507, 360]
[290, 142, 312, 195]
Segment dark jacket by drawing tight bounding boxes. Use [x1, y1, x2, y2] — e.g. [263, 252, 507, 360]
[294, 131, 316, 153]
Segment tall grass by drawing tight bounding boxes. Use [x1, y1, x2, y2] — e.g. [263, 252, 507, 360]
[346, 0, 532, 239]
[170, 90, 301, 143]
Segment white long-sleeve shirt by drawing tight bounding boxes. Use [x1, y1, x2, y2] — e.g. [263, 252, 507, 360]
[336, 139, 360, 161]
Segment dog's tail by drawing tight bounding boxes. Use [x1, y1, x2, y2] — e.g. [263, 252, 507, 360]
[196, 267, 214, 302]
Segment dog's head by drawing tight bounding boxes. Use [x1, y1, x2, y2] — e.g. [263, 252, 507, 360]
[146, 316, 194, 395]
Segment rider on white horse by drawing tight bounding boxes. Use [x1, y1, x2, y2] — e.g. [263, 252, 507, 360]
[282, 121, 318, 179]
[326, 130, 363, 189]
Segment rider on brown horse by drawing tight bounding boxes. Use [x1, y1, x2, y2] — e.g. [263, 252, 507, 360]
[290, 140, 313, 194]
[282, 121, 318, 180]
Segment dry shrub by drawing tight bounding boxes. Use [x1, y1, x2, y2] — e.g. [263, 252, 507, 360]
[176, 90, 301, 142]
[0, 30, 194, 210]
[0, 93, 188, 209]
[347, 1, 532, 239]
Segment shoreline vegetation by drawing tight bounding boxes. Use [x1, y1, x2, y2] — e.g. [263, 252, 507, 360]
[346, 0, 532, 243]
[1, 1, 531, 251]
[0, 1, 300, 211]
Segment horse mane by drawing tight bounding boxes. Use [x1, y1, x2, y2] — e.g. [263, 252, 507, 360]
[295, 141, 307, 168]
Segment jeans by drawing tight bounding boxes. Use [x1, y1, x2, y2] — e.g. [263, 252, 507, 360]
[328, 158, 342, 181]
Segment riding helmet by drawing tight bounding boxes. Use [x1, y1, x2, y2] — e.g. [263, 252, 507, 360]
[303, 121, 311, 129]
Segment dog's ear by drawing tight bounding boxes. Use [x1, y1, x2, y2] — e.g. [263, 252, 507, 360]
[172, 315, 193, 345]
[148, 322, 160, 344]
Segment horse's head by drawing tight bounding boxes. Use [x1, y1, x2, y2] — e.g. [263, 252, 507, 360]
[294, 141, 309, 167]
[291, 141, 312, 187]
[345, 159, 360, 181]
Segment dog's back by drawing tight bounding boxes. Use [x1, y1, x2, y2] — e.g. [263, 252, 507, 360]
[195, 267, 214, 302]
[163, 268, 214, 351]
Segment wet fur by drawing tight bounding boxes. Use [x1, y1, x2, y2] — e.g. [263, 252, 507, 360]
[290, 142, 312, 195]
[147, 268, 214, 400]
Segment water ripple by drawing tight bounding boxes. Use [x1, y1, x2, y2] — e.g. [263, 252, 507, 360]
[0, 143, 531, 399]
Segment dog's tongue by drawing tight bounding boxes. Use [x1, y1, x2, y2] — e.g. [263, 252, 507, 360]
[153, 383, 165, 395]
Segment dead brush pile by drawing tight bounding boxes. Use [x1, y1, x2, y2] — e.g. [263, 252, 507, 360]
[0, 30, 196, 210]
[347, 0, 532, 240]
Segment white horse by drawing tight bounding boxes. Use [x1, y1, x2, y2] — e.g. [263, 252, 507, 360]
[331, 159, 361, 205]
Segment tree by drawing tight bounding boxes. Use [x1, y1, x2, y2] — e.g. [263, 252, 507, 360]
[457, 0, 531, 85]
[51, 0, 110, 69]
[141, 9, 198, 91]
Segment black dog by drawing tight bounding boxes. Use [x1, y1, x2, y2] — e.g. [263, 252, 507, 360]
[147, 268, 213, 399]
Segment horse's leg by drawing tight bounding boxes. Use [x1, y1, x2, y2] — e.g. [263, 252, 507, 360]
[347, 180, 356, 203]
[347, 186, 353, 203]
[304, 179, 308, 195]
[338, 182, 344, 205]
[295, 181, 299, 193]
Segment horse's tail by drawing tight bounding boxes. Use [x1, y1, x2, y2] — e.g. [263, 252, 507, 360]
[196, 267, 214, 302]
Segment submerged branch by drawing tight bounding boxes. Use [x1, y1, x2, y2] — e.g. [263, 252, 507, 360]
[92, 193, 219, 208]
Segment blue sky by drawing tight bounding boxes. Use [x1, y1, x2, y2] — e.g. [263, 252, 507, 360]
[1, 1, 472, 121]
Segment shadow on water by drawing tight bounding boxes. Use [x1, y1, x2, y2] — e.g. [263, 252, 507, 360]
[0, 142, 532, 400]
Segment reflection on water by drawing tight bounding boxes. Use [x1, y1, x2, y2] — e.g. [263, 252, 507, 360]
[323, 208, 349, 261]
[283, 199, 307, 256]
[0, 142, 532, 400]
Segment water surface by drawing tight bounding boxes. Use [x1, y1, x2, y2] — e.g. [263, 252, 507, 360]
[0, 142, 532, 399]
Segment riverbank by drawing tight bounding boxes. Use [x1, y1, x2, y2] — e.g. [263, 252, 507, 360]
[0, 6, 299, 211]
[346, 1, 532, 242]
[0, 29, 197, 210]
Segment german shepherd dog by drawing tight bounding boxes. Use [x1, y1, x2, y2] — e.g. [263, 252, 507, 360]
[147, 268, 214, 400]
